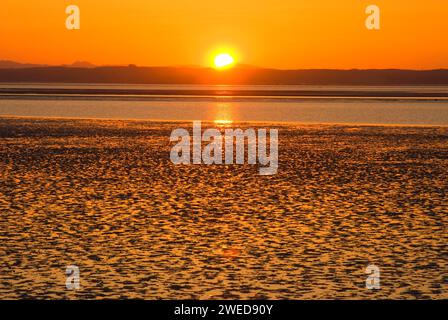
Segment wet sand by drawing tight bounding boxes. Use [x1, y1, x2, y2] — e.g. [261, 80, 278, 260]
[0, 117, 447, 299]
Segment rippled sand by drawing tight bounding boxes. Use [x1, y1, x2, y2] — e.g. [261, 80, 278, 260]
[0, 117, 446, 299]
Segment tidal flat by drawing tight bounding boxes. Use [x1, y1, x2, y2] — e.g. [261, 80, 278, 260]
[0, 117, 446, 299]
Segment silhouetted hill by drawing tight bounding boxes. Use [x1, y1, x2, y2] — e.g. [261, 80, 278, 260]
[0, 60, 97, 69]
[1, 65, 448, 85]
[63, 61, 97, 68]
[0, 60, 47, 69]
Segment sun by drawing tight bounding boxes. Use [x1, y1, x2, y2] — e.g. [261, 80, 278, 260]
[214, 53, 235, 69]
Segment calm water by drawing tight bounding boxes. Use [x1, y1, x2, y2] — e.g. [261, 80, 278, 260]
[1, 84, 448, 125]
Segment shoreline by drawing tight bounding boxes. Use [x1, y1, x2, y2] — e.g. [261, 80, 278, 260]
[1, 115, 448, 128]
[2, 94, 448, 103]
[2, 87, 448, 98]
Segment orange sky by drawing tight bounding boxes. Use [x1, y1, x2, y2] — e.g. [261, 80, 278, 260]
[1, 0, 447, 69]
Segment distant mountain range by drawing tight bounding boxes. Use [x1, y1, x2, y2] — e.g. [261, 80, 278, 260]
[0, 60, 48, 69]
[1, 60, 448, 85]
[0, 60, 96, 69]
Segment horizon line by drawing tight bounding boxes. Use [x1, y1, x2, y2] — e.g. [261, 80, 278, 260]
[1, 59, 448, 72]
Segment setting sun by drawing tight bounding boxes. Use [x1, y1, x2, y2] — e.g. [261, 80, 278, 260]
[214, 53, 235, 69]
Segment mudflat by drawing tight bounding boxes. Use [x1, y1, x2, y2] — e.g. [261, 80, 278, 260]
[0, 117, 446, 299]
